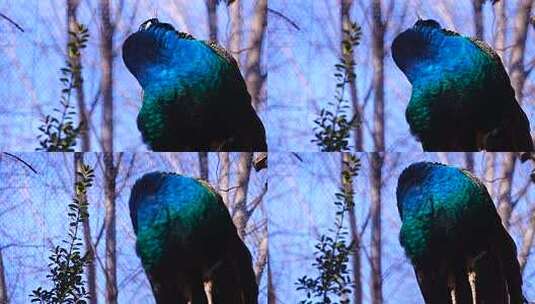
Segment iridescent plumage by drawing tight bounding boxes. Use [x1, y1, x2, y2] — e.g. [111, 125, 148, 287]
[122, 18, 267, 151]
[392, 19, 533, 151]
[396, 162, 524, 303]
[128, 172, 258, 303]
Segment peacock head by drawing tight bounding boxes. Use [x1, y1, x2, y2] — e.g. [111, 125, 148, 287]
[129, 172, 168, 206]
[397, 162, 436, 192]
[396, 162, 444, 216]
[391, 19, 446, 81]
[122, 18, 195, 86]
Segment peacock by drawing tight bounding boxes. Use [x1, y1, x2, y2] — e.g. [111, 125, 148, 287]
[396, 162, 525, 304]
[122, 18, 267, 152]
[128, 172, 258, 303]
[392, 19, 533, 151]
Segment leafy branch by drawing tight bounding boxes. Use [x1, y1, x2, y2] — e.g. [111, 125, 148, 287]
[296, 154, 361, 304]
[312, 21, 362, 151]
[37, 23, 89, 151]
[30, 163, 95, 304]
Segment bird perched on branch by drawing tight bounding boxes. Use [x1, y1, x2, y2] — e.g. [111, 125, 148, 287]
[128, 172, 258, 303]
[392, 19, 533, 151]
[396, 162, 525, 304]
[122, 18, 267, 151]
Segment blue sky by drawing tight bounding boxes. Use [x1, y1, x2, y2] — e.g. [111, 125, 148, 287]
[0, 152, 268, 303]
[268, 152, 535, 303]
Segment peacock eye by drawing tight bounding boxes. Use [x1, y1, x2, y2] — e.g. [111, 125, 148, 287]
[143, 21, 152, 30]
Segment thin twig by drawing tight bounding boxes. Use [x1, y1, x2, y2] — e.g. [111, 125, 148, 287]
[219, 185, 241, 192]
[2, 153, 37, 174]
[267, 8, 300, 30]
[0, 13, 24, 32]
[292, 152, 303, 162]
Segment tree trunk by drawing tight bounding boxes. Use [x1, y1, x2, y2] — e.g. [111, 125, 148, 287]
[371, 0, 385, 301]
[100, 0, 117, 297]
[206, 0, 218, 41]
[493, 0, 507, 60]
[342, 152, 361, 304]
[497, 153, 516, 228]
[267, 257, 275, 304]
[372, 0, 385, 152]
[67, 0, 90, 151]
[341, 0, 362, 150]
[218, 152, 230, 206]
[484, 153, 495, 197]
[198, 152, 209, 180]
[232, 153, 253, 239]
[465, 153, 474, 172]
[0, 248, 7, 304]
[245, 0, 267, 110]
[229, 0, 242, 63]
[75, 152, 97, 304]
[103, 153, 117, 303]
[472, 0, 484, 39]
[509, 0, 532, 102]
[370, 153, 383, 304]
[100, 0, 113, 153]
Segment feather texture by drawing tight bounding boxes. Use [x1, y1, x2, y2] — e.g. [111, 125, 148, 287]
[128, 172, 258, 303]
[392, 19, 533, 151]
[396, 162, 524, 303]
[122, 18, 267, 151]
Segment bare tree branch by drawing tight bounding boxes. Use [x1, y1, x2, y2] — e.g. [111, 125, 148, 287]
[267, 8, 300, 31]
[2, 153, 37, 174]
[0, 13, 24, 32]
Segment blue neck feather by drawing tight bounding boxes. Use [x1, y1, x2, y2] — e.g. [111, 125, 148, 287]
[123, 25, 223, 91]
[392, 20, 485, 87]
